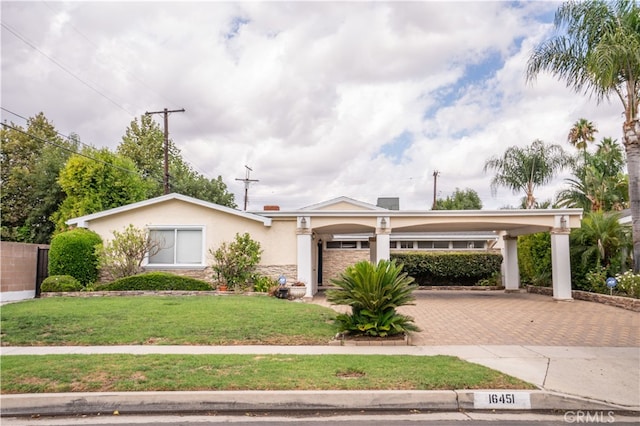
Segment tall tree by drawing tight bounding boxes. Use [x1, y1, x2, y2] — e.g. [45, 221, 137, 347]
[0, 113, 77, 243]
[52, 147, 150, 231]
[526, 0, 640, 271]
[568, 118, 598, 162]
[118, 114, 236, 208]
[484, 139, 572, 209]
[433, 188, 483, 210]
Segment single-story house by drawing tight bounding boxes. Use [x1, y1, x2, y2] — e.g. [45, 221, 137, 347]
[66, 193, 583, 300]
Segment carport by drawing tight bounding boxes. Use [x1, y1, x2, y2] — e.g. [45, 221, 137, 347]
[267, 200, 583, 300]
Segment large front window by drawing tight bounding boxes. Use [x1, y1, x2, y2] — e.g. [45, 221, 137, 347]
[148, 227, 204, 266]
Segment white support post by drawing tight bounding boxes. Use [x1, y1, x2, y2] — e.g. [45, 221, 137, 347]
[502, 235, 520, 292]
[375, 216, 391, 264]
[296, 216, 313, 297]
[551, 227, 573, 301]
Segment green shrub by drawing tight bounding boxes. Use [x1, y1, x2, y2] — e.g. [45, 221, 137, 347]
[41, 275, 83, 292]
[327, 260, 419, 337]
[210, 233, 262, 292]
[391, 252, 502, 286]
[100, 272, 213, 291]
[518, 233, 552, 286]
[48, 228, 102, 285]
[252, 275, 277, 293]
[616, 271, 640, 298]
[584, 265, 610, 294]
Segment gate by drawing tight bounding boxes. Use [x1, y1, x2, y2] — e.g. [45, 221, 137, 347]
[35, 247, 49, 297]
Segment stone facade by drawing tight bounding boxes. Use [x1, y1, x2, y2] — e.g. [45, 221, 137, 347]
[322, 249, 369, 285]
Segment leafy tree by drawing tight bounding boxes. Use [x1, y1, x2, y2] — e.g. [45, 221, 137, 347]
[484, 139, 572, 209]
[96, 224, 164, 281]
[327, 260, 419, 337]
[568, 118, 598, 162]
[526, 0, 640, 272]
[118, 114, 179, 195]
[52, 147, 150, 231]
[556, 138, 629, 212]
[210, 233, 262, 291]
[1, 113, 77, 243]
[433, 188, 482, 210]
[118, 114, 236, 207]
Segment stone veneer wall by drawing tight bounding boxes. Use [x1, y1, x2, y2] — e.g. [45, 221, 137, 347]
[139, 265, 297, 285]
[322, 249, 370, 284]
[527, 285, 640, 312]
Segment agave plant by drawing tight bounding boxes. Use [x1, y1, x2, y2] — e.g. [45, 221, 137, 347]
[326, 260, 419, 337]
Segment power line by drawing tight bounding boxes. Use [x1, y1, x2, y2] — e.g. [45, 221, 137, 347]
[0, 21, 134, 116]
[1, 107, 97, 152]
[1, 122, 163, 185]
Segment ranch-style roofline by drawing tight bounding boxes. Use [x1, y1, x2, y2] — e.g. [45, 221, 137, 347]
[256, 208, 585, 219]
[65, 193, 272, 228]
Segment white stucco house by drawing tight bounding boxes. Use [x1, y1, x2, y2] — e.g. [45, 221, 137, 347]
[66, 193, 583, 300]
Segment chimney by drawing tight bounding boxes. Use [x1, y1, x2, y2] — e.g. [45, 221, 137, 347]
[376, 197, 400, 210]
[263, 205, 280, 211]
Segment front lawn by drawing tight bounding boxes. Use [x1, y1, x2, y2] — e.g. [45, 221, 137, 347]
[0, 354, 534, 393]
[0, 296, 337, 346]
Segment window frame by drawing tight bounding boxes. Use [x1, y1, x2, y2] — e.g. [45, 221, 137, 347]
[145, 225, 206, 269]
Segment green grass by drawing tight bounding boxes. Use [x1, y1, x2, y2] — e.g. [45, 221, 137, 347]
[0, 296, 337, 346]
[0, 354, 535, 393]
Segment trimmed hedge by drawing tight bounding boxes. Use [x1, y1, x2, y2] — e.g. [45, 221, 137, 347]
[517, 233, 552, 286]
[391, 252, 503, 286]
[41, 275, 83, 292]
[49, 228, 102, 285]
[100, 272, 213, 291]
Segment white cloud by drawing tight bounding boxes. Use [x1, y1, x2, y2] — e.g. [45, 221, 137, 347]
[1, 1, 625, 212]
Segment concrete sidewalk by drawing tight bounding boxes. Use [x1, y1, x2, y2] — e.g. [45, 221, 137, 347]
[2, 344, 638, 414]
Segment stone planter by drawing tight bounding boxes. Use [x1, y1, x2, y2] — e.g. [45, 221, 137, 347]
[288, 286, 306, 300]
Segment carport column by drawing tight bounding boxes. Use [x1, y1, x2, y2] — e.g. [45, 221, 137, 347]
[296, 216, 313, 297]
[502, 234, 520, 291]
[551, 217, 572, 300]
[375, 216, 391, 264]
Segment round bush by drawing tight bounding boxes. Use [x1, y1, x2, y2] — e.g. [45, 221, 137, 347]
[101, 272, 213, 291]
[41, 275, 83, 292]
[49, 228, 102, 285]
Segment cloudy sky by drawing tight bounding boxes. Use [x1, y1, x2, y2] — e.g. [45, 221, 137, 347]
[1, 1, 626, 211]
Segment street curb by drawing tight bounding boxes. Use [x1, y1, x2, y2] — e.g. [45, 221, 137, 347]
[1, 390, 636, 417]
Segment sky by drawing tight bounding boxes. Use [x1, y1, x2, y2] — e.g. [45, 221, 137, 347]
[1, 1, 627, 211]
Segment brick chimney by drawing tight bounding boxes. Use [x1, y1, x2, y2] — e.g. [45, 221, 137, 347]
[263, 205, 280, 211]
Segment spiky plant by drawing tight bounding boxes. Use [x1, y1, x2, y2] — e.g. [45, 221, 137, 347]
[327, 260, 419, 337]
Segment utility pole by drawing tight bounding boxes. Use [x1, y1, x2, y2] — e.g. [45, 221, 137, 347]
[145, 107, 185, 194]
[235, 165, 259, 211]
[432, 170, 440, 210]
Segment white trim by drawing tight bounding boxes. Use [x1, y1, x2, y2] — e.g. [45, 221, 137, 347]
[144, 225, 206, 268]
[298, 196, 386, 211]
[66, 193, 272, 227]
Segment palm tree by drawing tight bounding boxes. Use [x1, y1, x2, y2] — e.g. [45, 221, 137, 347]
[484, 139, 571, 209]
[556, 138, 629, 212]
[568, 118, 597, 163]
[572, 211, 631, 272]
[526, 0, 640, 272]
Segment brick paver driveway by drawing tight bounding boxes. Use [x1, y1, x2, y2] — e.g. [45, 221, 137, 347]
[314, 290, 639, 347]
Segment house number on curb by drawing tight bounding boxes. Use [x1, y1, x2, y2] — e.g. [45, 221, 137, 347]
[474, 392, 531, 409]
